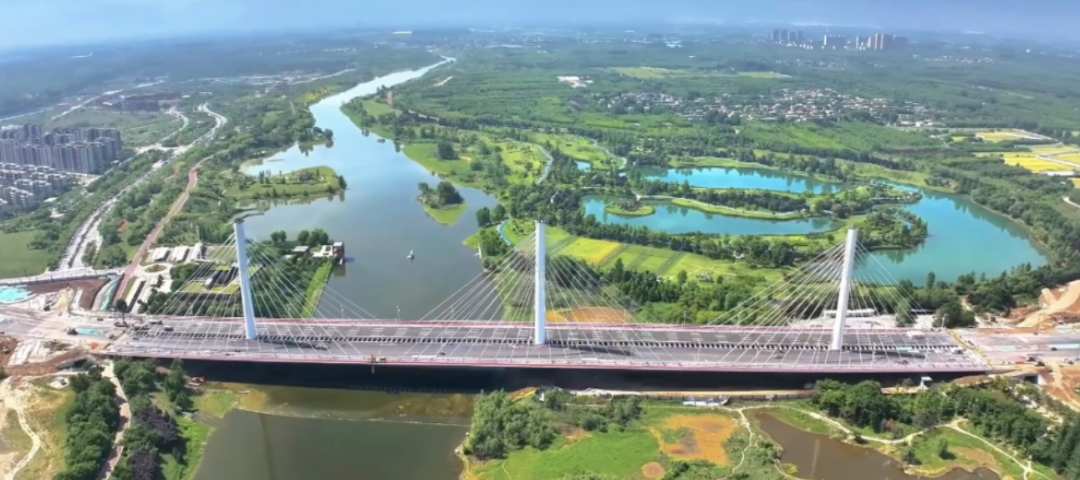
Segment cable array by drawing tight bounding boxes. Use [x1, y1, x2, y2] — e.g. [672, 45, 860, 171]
[111, 225, 987, 372]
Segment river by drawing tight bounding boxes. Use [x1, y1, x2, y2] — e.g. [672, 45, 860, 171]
[757, 413, 1001, 480]
[239, 58, 498, 319]
[591, 165, 1048, 283]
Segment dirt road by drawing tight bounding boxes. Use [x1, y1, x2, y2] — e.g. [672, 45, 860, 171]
[2, 379, 42, 480]
[95, 363, 130, 480]
[113, 164, 200, 303]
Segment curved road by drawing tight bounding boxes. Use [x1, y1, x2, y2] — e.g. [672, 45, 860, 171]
[112, 105, 227, 302]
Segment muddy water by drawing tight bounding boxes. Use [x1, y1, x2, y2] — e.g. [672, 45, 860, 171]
[193, 386, 471, 480]
[756, 413, 1001, 480]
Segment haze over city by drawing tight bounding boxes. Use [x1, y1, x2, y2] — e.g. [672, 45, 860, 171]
[3, 0, 1080, 49]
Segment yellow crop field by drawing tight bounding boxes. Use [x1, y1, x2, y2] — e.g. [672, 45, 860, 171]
[1004, 154, 1075, 173]
[1031, 145, 1077, 155]
[562, 238, 622, 264]
[1056, 152, 1080, 163]
[1072, 178, 1080, 188]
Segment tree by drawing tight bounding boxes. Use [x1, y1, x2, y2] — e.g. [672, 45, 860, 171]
[297, 230, 310, 246]
[270, 231, 287, 243]
[115, 299, 129, 313]
[491, 204, 507, 223]
[437, 141, 457, 160]
[323, 128, 333, 141]
[476, 207, 492, 228]
[894, 298, 914, 327]
[338, 175, 347, 189]
[926, 272, 936, 289]
[935, 437, 951, 459]
[938, 302, 976, 328]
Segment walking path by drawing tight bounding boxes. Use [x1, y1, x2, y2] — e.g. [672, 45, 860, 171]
[113, 105, 227, 302]
[2, 379, 40, 480]
[723, 404, 1047, 480]
[96, 363, 130, 480]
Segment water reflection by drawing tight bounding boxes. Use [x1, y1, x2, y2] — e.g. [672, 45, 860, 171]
[757, 414, 1001, 480]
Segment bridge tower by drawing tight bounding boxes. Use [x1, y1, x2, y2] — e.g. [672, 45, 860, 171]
[830, 228, 859, 351]
[534, 221, 547, 346]
[233, 220, 258, 340]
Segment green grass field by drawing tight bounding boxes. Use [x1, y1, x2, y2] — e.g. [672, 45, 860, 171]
[529, 132, 616, 167]
[423, 203, 467, 225]
[402, 143, 472, 176]
[224, 166, 342, 200]
[48, 108, 180, 147]
[473, 428, 658, 480]
[476, 218, 786, 281]
[667, 198, 807, 220]
[0, 231, 52, 279]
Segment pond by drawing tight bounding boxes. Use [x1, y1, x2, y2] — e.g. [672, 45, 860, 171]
[757, 413, 1001, 480]
[590, 166, 1048, 283]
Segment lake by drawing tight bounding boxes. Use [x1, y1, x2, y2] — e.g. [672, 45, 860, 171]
[757, 413, 1001, 480]
[239, 59, 498, 319]
[193, 386, 470, 480]
[593, 166, 1048, 283]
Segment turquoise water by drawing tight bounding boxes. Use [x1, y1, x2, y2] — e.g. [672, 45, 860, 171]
[75, 328, 104, 336]
[0, 286, 29, 303]
[590, 167, 1048, 283]
[642, 165, 844, 193]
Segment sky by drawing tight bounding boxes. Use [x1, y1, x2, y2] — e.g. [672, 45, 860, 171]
[2, 0, 1079, 50]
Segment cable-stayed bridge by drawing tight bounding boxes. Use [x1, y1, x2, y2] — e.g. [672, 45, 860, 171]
[103, 221, 989, 374]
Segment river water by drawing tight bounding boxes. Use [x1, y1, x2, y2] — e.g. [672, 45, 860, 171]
[757, 413, 1001, 480]
[239, 59, 497, 319]
[193, 386, 470, 480]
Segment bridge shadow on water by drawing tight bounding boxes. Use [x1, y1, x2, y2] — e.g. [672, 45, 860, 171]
[176, 359, 974, 395]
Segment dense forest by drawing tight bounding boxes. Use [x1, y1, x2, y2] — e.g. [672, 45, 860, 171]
[53, 368, 121, 480]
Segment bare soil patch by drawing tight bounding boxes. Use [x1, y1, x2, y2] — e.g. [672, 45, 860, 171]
[548, 306, 632, 324]
[641, 462, 665, 479]
[649, 414, 738, 466]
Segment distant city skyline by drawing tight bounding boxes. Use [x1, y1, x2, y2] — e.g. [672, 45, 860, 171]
[2, 0, 1079, 50]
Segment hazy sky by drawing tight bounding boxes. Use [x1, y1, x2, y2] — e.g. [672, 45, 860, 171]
[3, 0, 1078, 50]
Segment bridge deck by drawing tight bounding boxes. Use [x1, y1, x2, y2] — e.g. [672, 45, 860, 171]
[106, 320, 988, 373]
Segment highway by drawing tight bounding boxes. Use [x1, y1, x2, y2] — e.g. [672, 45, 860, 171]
[100, 319, 988, 373]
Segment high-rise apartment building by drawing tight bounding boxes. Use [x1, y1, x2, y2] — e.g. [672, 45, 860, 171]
[0, 124, 123, 174]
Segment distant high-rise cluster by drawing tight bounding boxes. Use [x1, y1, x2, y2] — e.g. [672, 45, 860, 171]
[771, 29, 805, 43]
[0, 163, 74, 212]
[0, 124, 123, 175]
[854, 33, 908, 50]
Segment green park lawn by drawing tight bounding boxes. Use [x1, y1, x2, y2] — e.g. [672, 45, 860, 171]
[224, 166, 342, 200]
[667, 197, 808, 220]
[0, 231, 52, 279]
[423, 203, 468, 225]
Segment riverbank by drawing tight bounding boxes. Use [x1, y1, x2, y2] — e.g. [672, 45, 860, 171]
[458, 391, 1054, 480]
[423, 203, 468, 225]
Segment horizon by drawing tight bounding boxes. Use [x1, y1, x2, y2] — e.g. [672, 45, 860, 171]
[3, 0, 1080, 51]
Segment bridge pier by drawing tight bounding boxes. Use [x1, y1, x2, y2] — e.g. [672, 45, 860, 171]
[534, 221, 547, 346]
[830, 228, 858, 351]
[234, 220, 258, 340]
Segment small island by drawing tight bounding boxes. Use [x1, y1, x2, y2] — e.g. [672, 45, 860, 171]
[418, 180, 467, 224]
[604, 199, 656, 217]
[225, 166, 345, 201]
